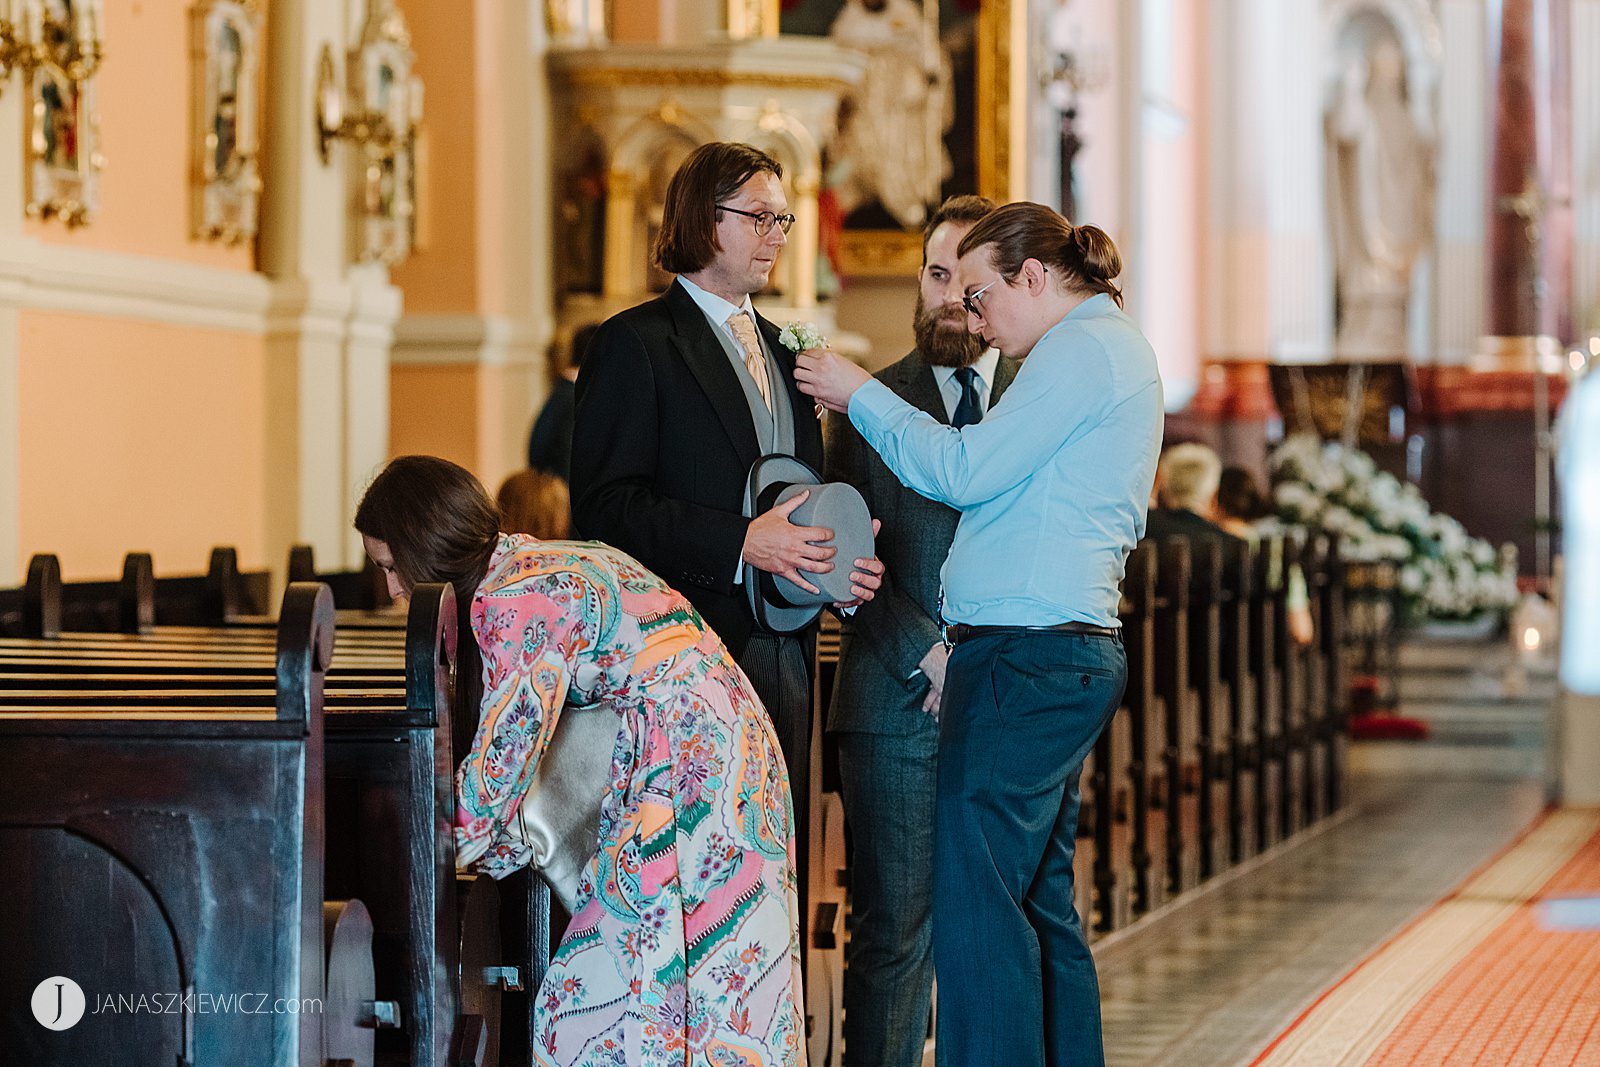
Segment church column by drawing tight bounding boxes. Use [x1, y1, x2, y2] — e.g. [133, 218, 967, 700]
[0, 57, 23, 578]
[791, 171, 821, 310]
[1481, 0, 1573, 357]
[260, 0, 397, 571]
[1574, 0, 1600, 344]
[602, 169, 638, 300]
[1434, 0, 1487, 363]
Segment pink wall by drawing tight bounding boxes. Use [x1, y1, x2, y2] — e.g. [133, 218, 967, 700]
[17, 310, 270, 579]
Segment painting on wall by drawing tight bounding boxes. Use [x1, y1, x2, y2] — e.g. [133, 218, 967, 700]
[349, 0, 422, 265]
[781, 0, 1019, 277]
[191, 0, 263, 244]
[25, 0, 104, 227]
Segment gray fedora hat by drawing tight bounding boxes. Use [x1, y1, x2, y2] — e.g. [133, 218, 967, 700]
[743, 454, 876, 635]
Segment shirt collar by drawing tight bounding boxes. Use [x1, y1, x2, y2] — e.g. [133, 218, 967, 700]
[1034, 292, 1119, 350]
[1065, 292, 1117, 321]
[676, 275, 756, 329]
[930, 347, 1001, 392]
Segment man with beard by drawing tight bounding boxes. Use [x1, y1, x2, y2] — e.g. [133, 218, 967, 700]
[823, 194, 1016, 1067]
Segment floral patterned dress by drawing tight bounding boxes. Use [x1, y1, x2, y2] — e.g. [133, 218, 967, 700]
[454, 534, 803, 1067]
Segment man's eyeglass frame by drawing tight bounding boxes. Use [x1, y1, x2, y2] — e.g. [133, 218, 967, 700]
[716, 204, 796, 236]
[962, 278, 999, 318]
[962, 265, 1045, 317]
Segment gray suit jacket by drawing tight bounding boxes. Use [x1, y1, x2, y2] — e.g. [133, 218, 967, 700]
[824, 350, 1020, 735]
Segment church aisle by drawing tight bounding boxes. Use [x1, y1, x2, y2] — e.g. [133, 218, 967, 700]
[1095, 772, 1547, 1066]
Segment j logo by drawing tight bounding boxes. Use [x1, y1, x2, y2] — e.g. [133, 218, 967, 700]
[31, 976, 86, 1030]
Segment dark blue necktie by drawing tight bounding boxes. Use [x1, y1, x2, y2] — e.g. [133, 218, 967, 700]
[952, 366, 983, 428]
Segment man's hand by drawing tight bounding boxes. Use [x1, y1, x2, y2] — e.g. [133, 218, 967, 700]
[742, 490, 835, 594]
[832, 519, 885, 609]
[795, 347, 872, 414]
[918, 642, 948, 716]
[918, 642, 949, 692]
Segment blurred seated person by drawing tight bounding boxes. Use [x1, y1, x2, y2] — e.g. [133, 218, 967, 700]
[1146, 442, 1245, 545]
[497, 469, 573, 540]
[1217, 465, 1270, 540]
[526, 322, 599, 481]
[1216, 462, 1314, 646]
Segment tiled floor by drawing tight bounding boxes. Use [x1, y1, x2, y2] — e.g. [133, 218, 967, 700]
[1095, 637, 1556, 1066]
[1095, 772, 1548, 1066]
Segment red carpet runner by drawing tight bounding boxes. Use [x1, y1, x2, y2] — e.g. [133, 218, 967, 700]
[1250, 808, 1600, 1066]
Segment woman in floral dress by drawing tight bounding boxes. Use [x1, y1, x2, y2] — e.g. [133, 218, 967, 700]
[355, 455, 803, 1067]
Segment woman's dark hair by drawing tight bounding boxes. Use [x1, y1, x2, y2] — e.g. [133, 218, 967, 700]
[1218, 465, 1272, 522]
[956, 201, 1124, 307]
[653, 141, 784, 275]
[354, 455, 501, 606]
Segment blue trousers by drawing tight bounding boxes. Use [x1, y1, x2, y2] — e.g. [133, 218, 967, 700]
[837, 717, 940, 1067]
[932, 630, 1126, 1067]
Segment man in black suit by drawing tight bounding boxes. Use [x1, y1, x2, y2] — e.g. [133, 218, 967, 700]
[571, 141, 883, 873]
[824, 195, 1018, 1067]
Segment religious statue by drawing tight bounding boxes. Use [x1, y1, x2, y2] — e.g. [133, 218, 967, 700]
[1324, 36, 1436, 358]
[828, 0, 952, 229]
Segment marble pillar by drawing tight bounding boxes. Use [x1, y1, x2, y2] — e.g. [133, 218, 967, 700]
[1483, 0, 1572, 355]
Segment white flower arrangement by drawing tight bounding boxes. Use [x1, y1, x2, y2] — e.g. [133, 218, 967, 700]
[777, 321, 828, 354]
[1268, 434, 1518, 621]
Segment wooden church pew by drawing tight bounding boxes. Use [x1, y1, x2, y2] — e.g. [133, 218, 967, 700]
[288, 543, 395, 612]
[0, 584, 334, 1067]
[1220, 539, 1259, 865]
[1275, 532, 1309, 841]
[1090, 698, 1135, 934]
[0, 573, 511, 1067]
[1318, 537, 1350, 813]
[1187, 537, 1233, 880]
[1120, 544, 1170, 915]
[1250, 536, 1286, 852]
[1153, 538, 1202, 896]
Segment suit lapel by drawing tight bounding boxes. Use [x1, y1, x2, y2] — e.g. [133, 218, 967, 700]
[665, 281, 761, 469]
[898, 355, 951, 425]
[755, 309, 823, 467]
[991, 354, 1021, 407]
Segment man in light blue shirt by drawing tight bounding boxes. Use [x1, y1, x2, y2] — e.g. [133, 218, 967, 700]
[798, 202, 1162, 1067]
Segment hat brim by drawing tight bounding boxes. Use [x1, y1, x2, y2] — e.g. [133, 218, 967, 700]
[743, 455, 827, 634]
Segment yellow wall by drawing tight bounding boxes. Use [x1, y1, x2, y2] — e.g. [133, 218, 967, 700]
[23, 0, 262, 271]
[16, 310, 269, 579]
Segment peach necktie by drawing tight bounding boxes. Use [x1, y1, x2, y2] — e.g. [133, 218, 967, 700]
[726, 310, 773, 413]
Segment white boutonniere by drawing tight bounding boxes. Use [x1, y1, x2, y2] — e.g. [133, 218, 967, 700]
[778, 322, 829, 419]
[778, 321, 828, 354]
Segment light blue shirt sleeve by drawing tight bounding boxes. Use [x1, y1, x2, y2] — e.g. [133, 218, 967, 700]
[847, 333, 1113, 510]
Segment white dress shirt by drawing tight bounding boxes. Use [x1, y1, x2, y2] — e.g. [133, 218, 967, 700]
[929, 348, 1001, 422]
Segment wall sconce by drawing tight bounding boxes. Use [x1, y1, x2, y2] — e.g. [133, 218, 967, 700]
[0, 0, 103, 87]
[314, 43, 420, 166]
[311, 3, 423, 265]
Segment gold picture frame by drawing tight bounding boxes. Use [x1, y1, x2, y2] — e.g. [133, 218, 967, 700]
[24, 0, 105, 228]
[190, 0, 263, 245]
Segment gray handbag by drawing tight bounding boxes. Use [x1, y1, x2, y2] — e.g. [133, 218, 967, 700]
[511, 702, 619, 913]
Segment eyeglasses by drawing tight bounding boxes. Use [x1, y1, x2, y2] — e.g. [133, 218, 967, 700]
[961, 266, 1045, 317]
[962, 278, 999, 318]
[717, 204, 796, 237]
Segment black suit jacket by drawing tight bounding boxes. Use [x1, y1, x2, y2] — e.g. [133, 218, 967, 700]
[824, 351, 1020, 734]
[570, 280, 824, 657]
